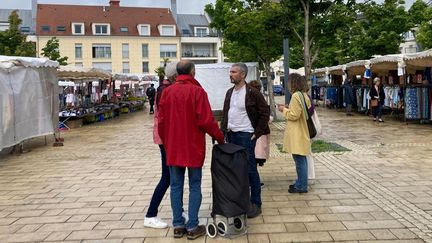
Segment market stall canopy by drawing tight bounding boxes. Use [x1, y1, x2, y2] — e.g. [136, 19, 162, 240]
[313, 67, 327, 76]
[346, 60, 369, 75]
[57, 65, 111, 80]
[328, 65, 345, 75]
[405, 49, 432, 67]
[370, 54, 404, 72]
[0, 55, 59, 70]
[113, 73, 140, 81]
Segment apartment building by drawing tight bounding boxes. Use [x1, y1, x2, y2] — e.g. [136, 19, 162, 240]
[36, 0, 180, 74]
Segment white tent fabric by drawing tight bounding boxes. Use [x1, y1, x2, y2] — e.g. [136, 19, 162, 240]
[0, 56, 59, 150]
[0, 55, 58, 69]
[195, 62, 258, 111]
[405, 49, 432, 67]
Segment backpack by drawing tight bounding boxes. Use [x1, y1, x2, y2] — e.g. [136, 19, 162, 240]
[146, 87, 155, 97]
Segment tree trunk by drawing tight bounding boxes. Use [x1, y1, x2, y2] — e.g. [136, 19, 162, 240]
[302, 0, 312, 83]
[265, 61, 277, 120]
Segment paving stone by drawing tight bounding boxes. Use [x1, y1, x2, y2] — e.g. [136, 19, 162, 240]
[343, 220, 404, 230]
[66, 230, 110, 240]
[330, 230, 376, 241]
[305, 221, 347, 231]
[268, 232, 332, 242]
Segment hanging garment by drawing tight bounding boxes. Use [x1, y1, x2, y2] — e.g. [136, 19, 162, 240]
[405, 88, 420, 119]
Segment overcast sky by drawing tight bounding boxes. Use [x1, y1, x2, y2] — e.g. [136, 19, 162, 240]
[1, 0, 419, 12]
[1, 0, 216, 14]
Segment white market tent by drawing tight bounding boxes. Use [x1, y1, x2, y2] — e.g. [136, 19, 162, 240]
[57, 65, 111, 80]
[0, 56, 59, 150]
[346, 60, 369, 75]
[405, 49, 432, 67]
[195, 62, 259, 111]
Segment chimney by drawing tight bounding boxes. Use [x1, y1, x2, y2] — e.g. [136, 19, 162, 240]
[109, 0, 120, 7]
[170, 0, 177, 21]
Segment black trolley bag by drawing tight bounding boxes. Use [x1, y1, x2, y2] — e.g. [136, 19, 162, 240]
[206, 143, 250, 238]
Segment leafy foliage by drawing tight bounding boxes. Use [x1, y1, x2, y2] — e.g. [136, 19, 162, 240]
[41, 37, 68, 65]
[0, 10, 36, 57]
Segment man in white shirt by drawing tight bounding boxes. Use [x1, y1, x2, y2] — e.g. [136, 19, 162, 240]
[221, 63, 270, 218]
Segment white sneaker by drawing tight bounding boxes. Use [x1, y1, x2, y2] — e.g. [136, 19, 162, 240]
[182, 212, 189, 223]
[144, 217, 168, 229]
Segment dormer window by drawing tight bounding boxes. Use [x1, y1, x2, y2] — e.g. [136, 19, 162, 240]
[72, 23, 84, 35]
[92, 23, 110, 35]
[159, 25, 175, 36]
[138, 24, 150, 36]
[194, 27, 209, 37]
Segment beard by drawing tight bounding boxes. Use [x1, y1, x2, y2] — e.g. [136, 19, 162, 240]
[230, 78, 242, 84]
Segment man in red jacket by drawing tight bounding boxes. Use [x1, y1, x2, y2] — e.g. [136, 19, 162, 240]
[158, 60, 224, 240]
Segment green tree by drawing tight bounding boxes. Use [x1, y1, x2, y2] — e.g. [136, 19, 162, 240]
[206, 0, 283, 117]
[0, 10, 35, 57]
[413, 1, 432, 49]
[41, 37, 68, 65]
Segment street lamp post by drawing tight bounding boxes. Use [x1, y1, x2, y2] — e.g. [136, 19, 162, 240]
[283, 37, 291, 104]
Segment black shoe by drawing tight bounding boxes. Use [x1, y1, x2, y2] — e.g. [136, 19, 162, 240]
[173, 227, 187, 238]
[288, 187, 308, 193]
[261, 182, 265, 186]
[289, 184, 295, 190]
[247, 203, 262, 218]
[186, 225, 206, 240]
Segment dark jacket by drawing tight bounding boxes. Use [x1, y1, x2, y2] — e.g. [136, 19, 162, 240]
[370, 85, 385, 106]
[221, 83, 270, 139]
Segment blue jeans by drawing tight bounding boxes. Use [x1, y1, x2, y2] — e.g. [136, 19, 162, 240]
[146, 145, 170, 218]
[227, 132, 261, 207]
[372, 104, 382, 118]
[170, 166, 202, 230]
[292, 154, 308, 191]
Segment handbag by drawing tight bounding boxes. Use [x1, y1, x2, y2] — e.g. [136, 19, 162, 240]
[311, 110, 322, 135]
[370, 99, 378, 107]
[298, 92, 317, 139]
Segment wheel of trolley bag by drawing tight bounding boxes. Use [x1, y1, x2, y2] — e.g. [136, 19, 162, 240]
[206, 223, 217, 238]
[233, 217, 245, 232]
[217, 221, 227, 236]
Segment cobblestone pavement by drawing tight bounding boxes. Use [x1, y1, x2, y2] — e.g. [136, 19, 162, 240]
[0, 101, 432, 242]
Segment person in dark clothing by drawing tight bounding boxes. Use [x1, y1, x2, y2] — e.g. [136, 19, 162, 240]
[221, 63, 270, 219]
[370, 77, 385, 122]
[146, 84, 156, 114]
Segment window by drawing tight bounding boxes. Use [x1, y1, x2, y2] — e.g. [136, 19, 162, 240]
[92, 23, 110, 35]
[75, 62, 83, 67]
[75, 44, 82, 59]
[160, 44, 177, 58]
[194, 27, 209, 37]
[142, 62, 149, 73]
[138, 24, 150, 36]
[20, 26, 30, 33]
[122, 62, 130, 73]
[57, 26, 66, 32]
[0, 22, 9, 31]
[92, 44, 111, 58]
[160, 25, 175, 36]
[182, 29, 191, 36]
[41, 25, 50, 32]
[72, 23, 84, 35]
[120, 27, 128, 32]
[122, 44, 129, 59]
[142, 44, 148, 58]
[92, 62, 112, 72]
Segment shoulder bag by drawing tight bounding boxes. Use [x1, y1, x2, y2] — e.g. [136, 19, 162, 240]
[298, 92, 317, 139]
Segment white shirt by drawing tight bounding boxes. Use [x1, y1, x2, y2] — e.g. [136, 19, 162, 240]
[227, 85, 254, 133]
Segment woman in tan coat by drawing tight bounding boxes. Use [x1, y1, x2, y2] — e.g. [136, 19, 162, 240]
[278, 74, 311, 193]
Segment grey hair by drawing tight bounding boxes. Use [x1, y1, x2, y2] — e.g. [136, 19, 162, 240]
[232, 63, 248, 78]
[373, 77, 381, 84]
[165, 61, 178, 81]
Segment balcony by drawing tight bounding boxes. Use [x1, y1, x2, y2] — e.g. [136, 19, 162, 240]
[182, 51, 217, 58]
[181, 30, 219, 38]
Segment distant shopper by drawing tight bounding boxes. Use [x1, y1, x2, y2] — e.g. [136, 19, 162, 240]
[158, 60, 224, 240]
[249, 80, 271, 167]
[277, 73, 311, 193]
[146, 84, 156, 114]
[370, 77, 385, 122]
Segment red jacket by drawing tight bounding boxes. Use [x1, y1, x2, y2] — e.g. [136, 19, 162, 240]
[158, 74, 224, 168]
